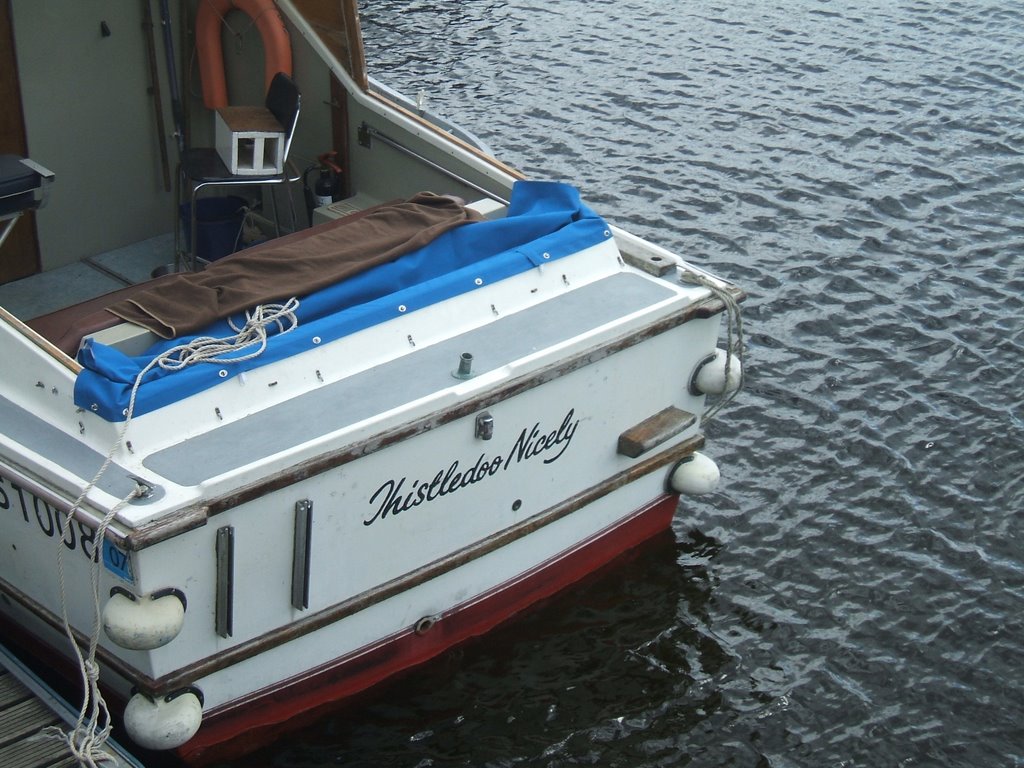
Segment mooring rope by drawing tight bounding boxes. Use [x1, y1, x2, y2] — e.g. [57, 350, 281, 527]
[150, 298, 300, 374]
[679, 268, 745, 425]
[49, 483, 140, 767]
[47, 299, 300, 764]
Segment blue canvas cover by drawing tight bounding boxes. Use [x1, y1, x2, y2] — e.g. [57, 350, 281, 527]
[75, 182, 612, 421]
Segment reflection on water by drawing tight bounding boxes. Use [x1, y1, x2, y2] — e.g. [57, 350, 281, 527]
[217, 2, 1024, 765]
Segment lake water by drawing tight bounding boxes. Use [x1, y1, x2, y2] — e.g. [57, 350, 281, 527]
[219, 2, 1024, 765]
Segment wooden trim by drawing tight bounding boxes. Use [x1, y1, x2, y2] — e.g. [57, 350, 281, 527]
[618, 406, 696, 458]
[287, 0, 367, 91]
[122, 504, 209, 550]
[0, 306, 81, 373]
[0, 452, 208, 552]
[365, 90, 526, 182]
[340, 0, 367, 91]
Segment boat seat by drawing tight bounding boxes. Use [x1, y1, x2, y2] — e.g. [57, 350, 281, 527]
[26, 276, 174, 356]
[27, 198, 399, 356]
[0, 154, 54, 251]
[178, 72, 301, 270]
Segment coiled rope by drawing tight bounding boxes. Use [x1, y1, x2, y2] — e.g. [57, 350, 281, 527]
[147, 298, 300, 375]
[679, 268, 745, 425]
[46, 299, 299, 764]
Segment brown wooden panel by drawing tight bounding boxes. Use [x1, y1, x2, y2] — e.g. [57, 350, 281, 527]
[618, 406, 697, 458]
[291, 0, 368, 90]
[0, 0, 40, 284]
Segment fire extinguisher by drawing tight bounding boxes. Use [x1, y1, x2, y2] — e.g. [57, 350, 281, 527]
[303, 151, 344, 221]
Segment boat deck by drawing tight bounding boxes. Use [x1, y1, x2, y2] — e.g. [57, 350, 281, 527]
[0, 644, 144, 768]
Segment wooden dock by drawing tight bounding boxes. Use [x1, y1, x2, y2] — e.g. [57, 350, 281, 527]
[0, 643, 144, 768]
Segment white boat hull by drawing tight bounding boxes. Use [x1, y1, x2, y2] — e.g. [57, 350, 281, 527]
[0, 219, 739, 761]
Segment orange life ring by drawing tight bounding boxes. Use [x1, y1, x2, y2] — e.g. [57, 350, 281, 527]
[195, 0, 292, 109]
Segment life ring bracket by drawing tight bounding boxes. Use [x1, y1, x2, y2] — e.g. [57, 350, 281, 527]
[196, 0, 293, 110]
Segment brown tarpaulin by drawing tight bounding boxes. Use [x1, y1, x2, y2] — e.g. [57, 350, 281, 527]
[108, 193, 482, 338]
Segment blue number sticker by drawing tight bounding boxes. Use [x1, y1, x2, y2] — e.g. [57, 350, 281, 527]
[102, 539, 135, 584]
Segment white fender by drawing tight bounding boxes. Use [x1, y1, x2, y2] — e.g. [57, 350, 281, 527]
[102, 590, 185, 650]
[669, 452, 720, 495]
[124, 690, 203, 751]
[692, 349, 743, 396]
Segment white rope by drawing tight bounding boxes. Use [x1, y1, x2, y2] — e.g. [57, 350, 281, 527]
[150, 298, 300, 375]
[47, 299, 300, 763]
[679, 269, 745, 425]
[49, 484, 139, 767]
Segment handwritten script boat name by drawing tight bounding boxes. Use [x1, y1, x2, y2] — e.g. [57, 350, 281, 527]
[364, 408, 580, 526]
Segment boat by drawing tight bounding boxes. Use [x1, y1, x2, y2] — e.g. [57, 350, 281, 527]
[0, 1, 744, 763]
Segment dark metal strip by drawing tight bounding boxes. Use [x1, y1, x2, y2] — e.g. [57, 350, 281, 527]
[215, 526, 234, 638]
[291, 500, 313, 611]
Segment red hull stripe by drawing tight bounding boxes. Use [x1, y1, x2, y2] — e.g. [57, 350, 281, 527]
[180, 494, 678, 764]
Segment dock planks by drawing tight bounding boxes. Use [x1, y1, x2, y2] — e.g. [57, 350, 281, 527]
[0, 665, 72, 768]
[0, 645, 143, 768]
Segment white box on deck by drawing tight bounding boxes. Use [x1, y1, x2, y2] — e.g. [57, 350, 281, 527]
[215, 107, 284, 176]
